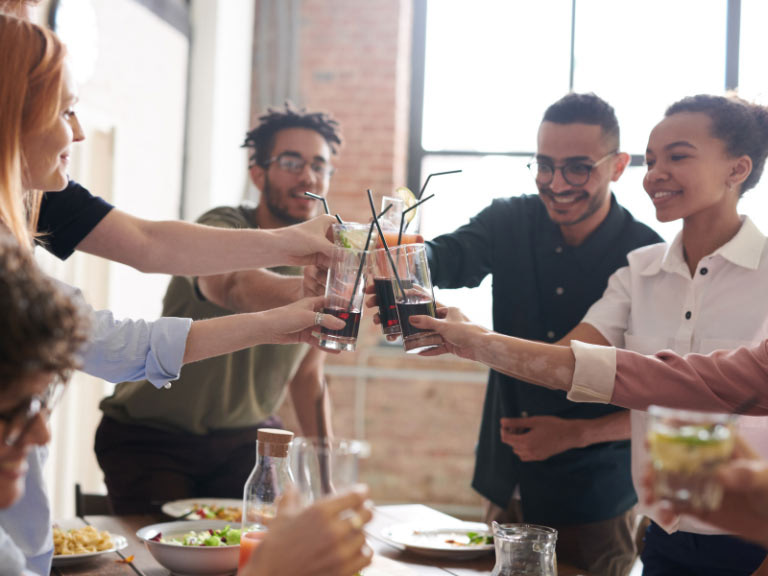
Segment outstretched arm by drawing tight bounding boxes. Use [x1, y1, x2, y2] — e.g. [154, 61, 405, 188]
[76, 209, 336, 275]
[182, 297, 342, 364]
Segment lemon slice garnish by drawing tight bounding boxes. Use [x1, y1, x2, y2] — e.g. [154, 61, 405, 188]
[394, 186, 418, 223]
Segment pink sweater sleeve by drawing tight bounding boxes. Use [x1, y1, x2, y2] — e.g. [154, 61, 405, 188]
[612, 340, 768, 413]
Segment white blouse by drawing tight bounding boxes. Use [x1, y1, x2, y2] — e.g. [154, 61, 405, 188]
[582, 215, 768, 535]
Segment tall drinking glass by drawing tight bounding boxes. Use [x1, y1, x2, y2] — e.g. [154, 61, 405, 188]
[390, 244, 441, 354]
[648, 405, 735, 510]
[370, 247, 402, 337]
[315, 246, 366, 351]
[290, 438, 370, 506]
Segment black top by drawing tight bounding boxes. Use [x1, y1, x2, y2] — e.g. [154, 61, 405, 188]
[36, 181, 114, 259]
[426, 194, 662, 525]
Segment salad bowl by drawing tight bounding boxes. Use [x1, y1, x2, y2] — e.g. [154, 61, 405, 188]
[136, 519, 247, 575]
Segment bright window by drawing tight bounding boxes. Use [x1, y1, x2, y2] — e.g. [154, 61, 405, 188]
[414, 0, 761, 328]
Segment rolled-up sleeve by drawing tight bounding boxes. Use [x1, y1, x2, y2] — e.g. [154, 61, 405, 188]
[81, 309, 192, 388]
[567, 340, 617, 403]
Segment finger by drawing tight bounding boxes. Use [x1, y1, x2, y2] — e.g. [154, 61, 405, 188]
[418, 345, 449, 356]
[314, 486, 369, 517]
[372, 312, 381, 326]
[732, 435, 760, 460]
[408, 314, 438, 329]
[365, 293, 379, 308]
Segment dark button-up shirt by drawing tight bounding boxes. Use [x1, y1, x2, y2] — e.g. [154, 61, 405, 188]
[426, 193, 662, 525]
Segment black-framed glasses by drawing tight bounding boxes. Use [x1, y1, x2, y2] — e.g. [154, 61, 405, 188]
[0, 380, 65, 447]
[527, 151, 617, 187]
[264, 153, 335, 178]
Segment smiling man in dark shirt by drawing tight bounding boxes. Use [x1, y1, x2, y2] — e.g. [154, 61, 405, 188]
[426, 93, 662, 576]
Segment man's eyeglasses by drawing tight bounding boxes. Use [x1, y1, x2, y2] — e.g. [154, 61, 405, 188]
[527, 151, 617, 187]
[0, 381, 64, 447]
[264, 153, 334, 178]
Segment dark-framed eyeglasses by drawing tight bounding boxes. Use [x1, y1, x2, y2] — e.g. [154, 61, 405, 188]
[0, 380, 65, 447]
[527, 151, 618, 187]
[264, 153, 335, 178]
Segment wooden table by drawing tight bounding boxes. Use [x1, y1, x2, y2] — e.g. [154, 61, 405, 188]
[52, 504, 590, 575]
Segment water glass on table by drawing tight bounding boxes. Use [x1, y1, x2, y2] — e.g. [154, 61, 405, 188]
[290, 437, 370, 505]
[315, 246, 367, 352]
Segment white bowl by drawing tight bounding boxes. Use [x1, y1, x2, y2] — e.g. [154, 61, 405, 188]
[136, 519, 241, 575]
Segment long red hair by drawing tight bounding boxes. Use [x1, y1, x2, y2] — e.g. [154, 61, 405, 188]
[0, 14, 66, 247]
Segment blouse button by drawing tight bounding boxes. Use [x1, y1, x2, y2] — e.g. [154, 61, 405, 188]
[555, 287, 564, 296]
[555, 246, 563, 254]
[700, 267, 708, 275]
[547, 330, 556, 339]
[685, 311, 692, 320]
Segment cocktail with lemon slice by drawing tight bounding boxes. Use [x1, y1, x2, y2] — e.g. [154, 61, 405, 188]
[648, 405, 735, 510]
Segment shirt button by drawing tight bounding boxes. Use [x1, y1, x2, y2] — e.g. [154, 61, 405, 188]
[555, 246, 563, 254]
[685, 311, 692, 320]
[547, 331, 556, 339]
[555, 287, 564, 296]
[700, 267, 708, 275]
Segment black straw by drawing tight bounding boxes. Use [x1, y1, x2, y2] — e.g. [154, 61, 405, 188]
[367, 189, 406, 298]
[335, 214, 344, 224]
[346, 204, 393, 310]
[304, 192, 330, 215]
[417, 169, 462, 200]
[398, 193, 435, 246]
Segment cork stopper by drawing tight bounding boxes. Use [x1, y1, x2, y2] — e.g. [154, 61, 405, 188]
[257, 428, 294, 457]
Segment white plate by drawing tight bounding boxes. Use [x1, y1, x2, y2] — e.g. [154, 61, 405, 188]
[381, 521, 494, 560]
[51, 533, 128, 567]
[161, 498, 242, 520]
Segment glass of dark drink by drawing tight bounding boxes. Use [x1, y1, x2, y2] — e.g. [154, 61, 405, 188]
[315, 246, 367, 351]
[390, 244, 441, 354]
[370, 248, 402, 337]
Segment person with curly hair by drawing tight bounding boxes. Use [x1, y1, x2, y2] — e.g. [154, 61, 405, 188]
[97, 103, 345, 514]
[0, 236, 91, 573]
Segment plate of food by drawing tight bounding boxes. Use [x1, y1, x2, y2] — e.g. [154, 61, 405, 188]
[51, 522, 128, 567]
[161, 498, 243, 522]
[381, 521, 494, 560]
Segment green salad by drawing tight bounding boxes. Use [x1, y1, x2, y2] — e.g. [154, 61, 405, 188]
[155, 525, 243, 547]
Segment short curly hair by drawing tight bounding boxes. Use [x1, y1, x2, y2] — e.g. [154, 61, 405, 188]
[242, 102, 342, 168]
[0, 236, 91, 387]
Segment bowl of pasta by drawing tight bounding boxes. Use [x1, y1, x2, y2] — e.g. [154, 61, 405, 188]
[52, 523, 127, 566]
[137, 519, 254, 575]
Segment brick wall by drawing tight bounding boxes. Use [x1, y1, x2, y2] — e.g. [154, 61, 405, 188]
[254, 0, 487, 516]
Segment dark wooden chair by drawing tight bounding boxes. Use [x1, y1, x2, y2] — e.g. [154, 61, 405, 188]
[74, 483, 113, 517]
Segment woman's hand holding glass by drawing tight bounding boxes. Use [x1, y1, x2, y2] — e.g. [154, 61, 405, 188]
[407, 305, 492, 360]
[259, 296, 345, 347]
[646, 434, 768, 548]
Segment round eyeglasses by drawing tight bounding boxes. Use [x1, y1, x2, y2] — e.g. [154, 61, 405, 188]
[0, 381, 64, 447]
[527, 151, 617, 187]
[264, 153, 334, 178]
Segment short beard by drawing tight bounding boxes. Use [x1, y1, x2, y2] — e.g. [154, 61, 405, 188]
[261, 175, 305, 226]
[539, 187, 608, 227]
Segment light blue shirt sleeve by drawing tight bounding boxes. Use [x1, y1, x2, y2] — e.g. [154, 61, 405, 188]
[81, 309, 192, 388]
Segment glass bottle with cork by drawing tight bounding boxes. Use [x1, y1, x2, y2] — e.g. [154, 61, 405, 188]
[241, 428, 295, 528]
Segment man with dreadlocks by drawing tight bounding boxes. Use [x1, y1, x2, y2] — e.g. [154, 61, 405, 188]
[95, 104, 343, 514]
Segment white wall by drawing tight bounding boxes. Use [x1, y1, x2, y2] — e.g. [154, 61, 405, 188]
[184, 0, 256, 220]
